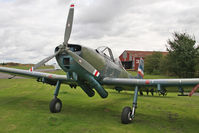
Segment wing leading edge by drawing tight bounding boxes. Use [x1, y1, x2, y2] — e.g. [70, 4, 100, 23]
[0, 67, 75, 84]
[102, 77, 199, 87]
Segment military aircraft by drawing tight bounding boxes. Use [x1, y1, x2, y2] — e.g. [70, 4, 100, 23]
[0, 4, 199, 124]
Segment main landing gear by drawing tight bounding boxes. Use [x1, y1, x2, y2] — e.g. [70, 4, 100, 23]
[49, 80, 62, 113]
[121, 86, 139, 124]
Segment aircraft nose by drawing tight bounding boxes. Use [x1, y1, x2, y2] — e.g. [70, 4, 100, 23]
[55, 46, 60, 52]
[63, 57, 70, 69]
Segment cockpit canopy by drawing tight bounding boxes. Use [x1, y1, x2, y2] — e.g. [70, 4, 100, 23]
[96, 46, 115, 62]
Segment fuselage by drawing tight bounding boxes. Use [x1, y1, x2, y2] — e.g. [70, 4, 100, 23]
[54, 44, 134, 98]
[56, 44, 133, 81]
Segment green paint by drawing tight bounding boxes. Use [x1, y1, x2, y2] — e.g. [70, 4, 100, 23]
[81, 47, 106, 71]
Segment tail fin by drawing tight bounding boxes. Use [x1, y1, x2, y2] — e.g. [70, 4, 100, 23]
[137, 58, 144, 79]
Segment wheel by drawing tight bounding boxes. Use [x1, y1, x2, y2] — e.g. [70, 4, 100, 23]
[121, 106, 132, 124]
[49, 98, 62, 113]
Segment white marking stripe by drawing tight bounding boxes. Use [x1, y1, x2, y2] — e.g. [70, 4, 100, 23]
[93, 70, 96, 75]
[96, 71, 100, 77]
[93, 70, 100, 77]
[138, 67, 144, 75]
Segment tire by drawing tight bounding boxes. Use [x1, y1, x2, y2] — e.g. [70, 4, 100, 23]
[121, 106, 132, 124]
[49, 98, 62, 113]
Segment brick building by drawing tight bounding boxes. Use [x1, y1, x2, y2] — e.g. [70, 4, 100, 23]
[119, 50, 168, 70]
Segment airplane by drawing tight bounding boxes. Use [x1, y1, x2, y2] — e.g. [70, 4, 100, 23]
[0, 4, 199, 124]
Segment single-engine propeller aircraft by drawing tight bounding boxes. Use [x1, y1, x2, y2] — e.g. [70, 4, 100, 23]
[1, 4, 199, 124]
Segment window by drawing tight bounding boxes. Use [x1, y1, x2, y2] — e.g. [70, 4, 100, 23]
[96, 46, 115, 62]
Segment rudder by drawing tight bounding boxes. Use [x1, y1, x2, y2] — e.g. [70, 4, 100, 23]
[137, 58, 144, 79]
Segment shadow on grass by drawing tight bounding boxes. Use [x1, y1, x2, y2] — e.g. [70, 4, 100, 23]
[0, 95, 126, 125]
[0, 95, 121, 114]
[109, 91, 175, 98]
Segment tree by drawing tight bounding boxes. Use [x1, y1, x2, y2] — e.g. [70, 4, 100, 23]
[159, 55, 169, 75]
[145, 52, 163, 74]
[166, 32, 199, 77]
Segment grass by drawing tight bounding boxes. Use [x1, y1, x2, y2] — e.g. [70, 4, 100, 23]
[0, 79, 199, 133]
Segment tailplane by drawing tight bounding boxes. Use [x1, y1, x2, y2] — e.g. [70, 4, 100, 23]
[137, 58, 144, 79]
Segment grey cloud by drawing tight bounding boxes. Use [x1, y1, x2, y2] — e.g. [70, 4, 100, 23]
[1, 0, 199, 63]
[72, 0, 135, 39]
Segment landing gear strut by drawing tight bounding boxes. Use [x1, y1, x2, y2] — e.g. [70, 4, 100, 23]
[121, 86, 139, 124]
[49, 80, 62, 113]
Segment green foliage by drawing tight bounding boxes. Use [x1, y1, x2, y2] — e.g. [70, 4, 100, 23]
[0, 62, 6, 65]
[166, 32, 199, 77]
[145, 52, 163, 74]
[159, 55, 170, 75]
[144, 32, 199, 77]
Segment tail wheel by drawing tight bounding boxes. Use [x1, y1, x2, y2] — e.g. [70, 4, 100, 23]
[49, 98, 62, 113]
[121, 106, 132, 124]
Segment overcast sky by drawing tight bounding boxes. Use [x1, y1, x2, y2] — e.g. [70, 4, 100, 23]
[0, 0, 199, 64]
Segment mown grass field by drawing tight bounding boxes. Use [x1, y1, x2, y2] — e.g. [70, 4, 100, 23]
[0, 78, 199, 133]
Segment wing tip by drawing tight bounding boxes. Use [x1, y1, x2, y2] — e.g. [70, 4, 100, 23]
[70, 4, 75, 8]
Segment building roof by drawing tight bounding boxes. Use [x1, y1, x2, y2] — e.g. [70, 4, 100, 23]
[121, 50, 168, 58]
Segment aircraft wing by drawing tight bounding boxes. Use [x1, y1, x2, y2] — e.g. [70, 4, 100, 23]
[102, 77, 199, 87]
[0, 67, 75, 85]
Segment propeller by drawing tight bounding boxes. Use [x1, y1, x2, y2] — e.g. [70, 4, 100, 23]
[32, 49, 61, 70]
[63, 4, 74, 47]
[31, 4, 75, 70]
[31, 4, 100, 77]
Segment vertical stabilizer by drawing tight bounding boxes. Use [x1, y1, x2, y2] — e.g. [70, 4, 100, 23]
[137, 58, 144, 79]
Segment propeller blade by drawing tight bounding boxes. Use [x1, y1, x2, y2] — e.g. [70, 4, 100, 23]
[31, 4, 75, 71]
[63, 4, 74, 46]
[66, 49, 100, 77]
[32, 49, 61, 70]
